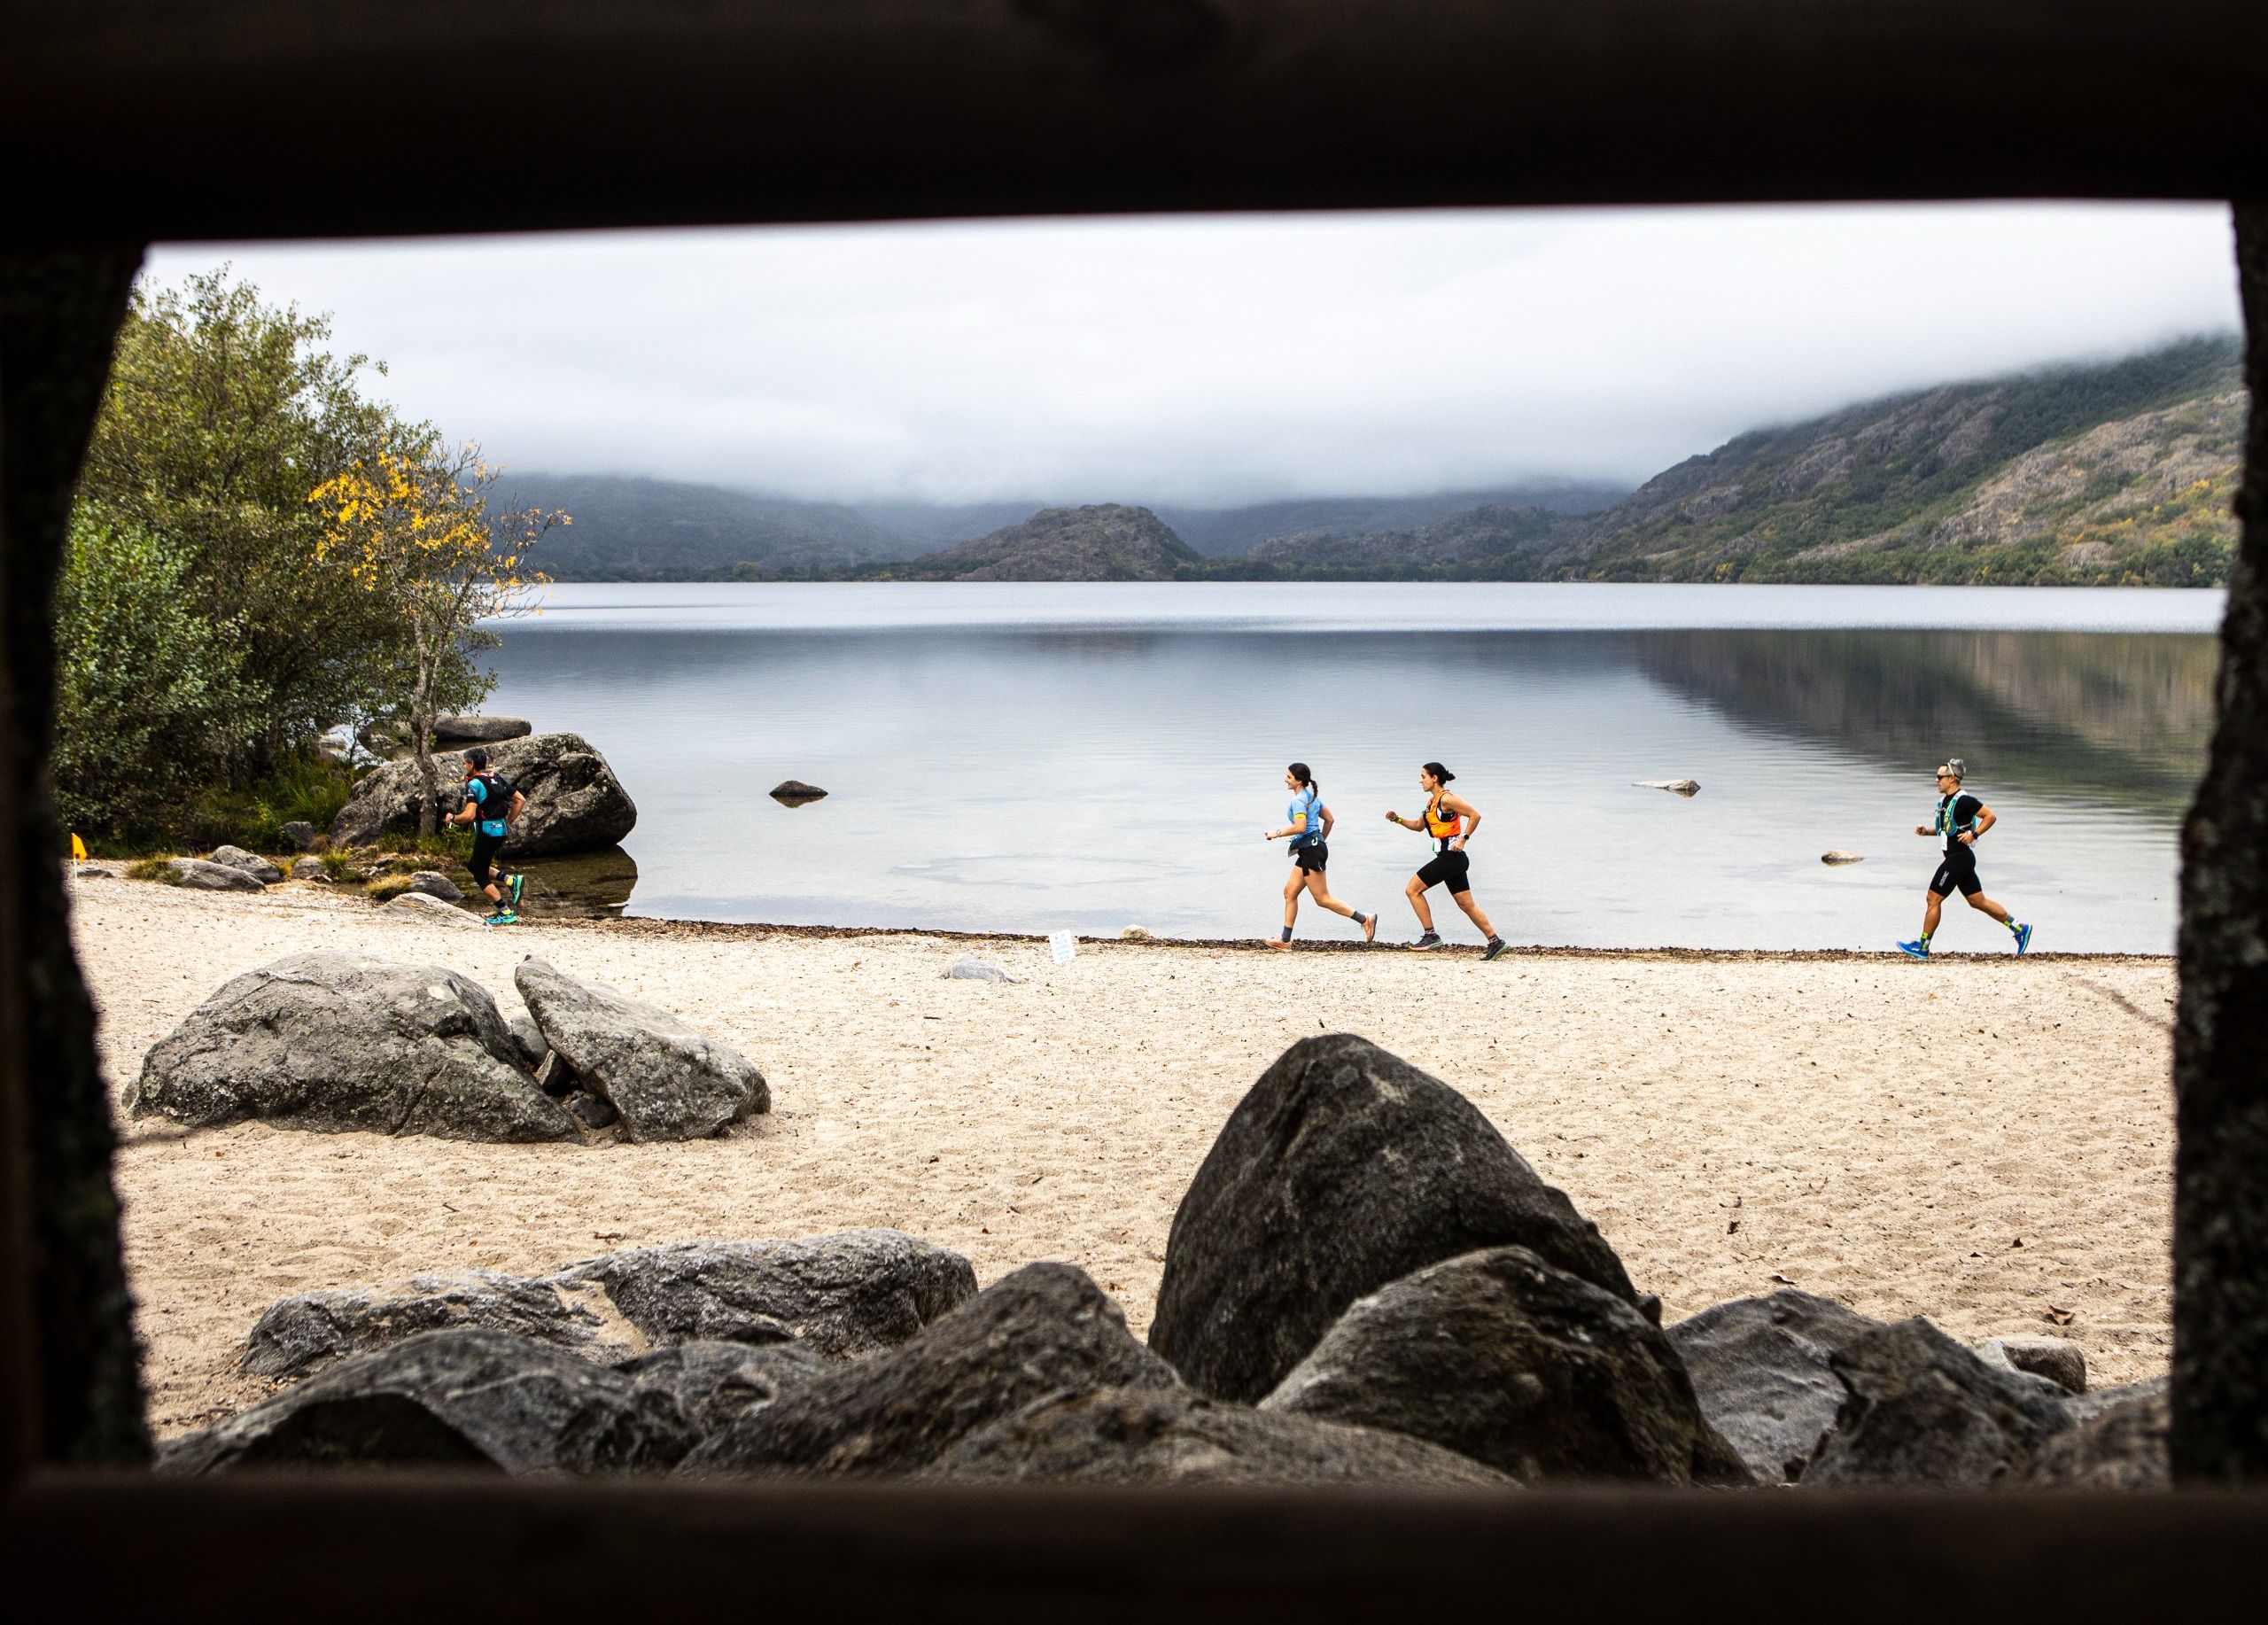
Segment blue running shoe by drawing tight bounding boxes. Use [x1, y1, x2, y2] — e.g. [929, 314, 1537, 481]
[483, 909, 518, 927]
[2014, 922, 2032, 956]
[507, 872, 525, 908]
[1897, 939, 1930, 960]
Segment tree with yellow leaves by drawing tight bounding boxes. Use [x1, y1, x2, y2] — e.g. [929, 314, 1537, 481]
[311, 445, 567, 835]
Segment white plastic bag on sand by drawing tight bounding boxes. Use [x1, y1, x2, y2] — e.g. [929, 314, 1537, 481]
[1049, 930, 1077, 964]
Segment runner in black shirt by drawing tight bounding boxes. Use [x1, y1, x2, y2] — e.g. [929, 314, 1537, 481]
[1898, 758, 2031, 960]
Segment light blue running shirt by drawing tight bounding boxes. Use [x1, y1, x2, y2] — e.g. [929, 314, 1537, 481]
[1287, 786, 1323, 847]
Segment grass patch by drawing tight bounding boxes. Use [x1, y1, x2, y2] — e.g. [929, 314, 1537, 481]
[365, 875, 414, 903]
[125, 856, 182, 883]
[176, 756, 358, 852]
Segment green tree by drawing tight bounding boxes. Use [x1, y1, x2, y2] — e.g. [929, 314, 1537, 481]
[74, 268, 432, 770]
[312, 445, 561, 832]
[51, 506, 260, 836]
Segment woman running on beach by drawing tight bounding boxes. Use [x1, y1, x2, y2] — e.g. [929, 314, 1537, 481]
[1386, 762, 1508, 960]
[1263, 762, 1377, 949]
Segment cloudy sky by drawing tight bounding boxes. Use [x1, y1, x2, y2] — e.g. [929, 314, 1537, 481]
[146, 204, 2241, 509]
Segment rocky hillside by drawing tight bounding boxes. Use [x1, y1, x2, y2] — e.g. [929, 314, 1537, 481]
[874, 505, 1202, 581]
[1246, 338, 2244, 586]
[511, 475, 898, 579]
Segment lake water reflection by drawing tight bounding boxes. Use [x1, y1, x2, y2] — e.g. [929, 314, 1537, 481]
[485, 584, 2221, 952]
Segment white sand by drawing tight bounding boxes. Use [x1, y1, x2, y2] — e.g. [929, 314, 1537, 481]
[74, 877, 2176, 1435]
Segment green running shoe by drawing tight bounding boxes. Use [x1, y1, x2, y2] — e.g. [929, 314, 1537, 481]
[507, 872, 525, 908]
[483, 909, 518, 927]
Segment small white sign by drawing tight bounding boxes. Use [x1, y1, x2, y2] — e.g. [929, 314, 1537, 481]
[1048, 930, 1078, 964]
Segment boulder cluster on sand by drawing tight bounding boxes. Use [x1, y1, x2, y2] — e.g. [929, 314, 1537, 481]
[152, 1033, 2166, 1489]
[126, 951, 767, 1145]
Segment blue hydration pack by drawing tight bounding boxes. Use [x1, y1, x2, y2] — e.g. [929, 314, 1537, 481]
[467, 772, 513, 838]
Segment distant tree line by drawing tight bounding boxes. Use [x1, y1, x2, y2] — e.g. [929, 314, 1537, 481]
[58, 271, 562, 845]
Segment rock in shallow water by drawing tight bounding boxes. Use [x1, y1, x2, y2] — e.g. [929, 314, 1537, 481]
[928, 1387, 1517, 1489]
[516, 956, 769, 1140]
[1263, 1246, 1750, 1486]
[127, 951, 577, 1142]
[769, 780, 827, 804]
[1150, 1033, 1649, 1403]
[682, 1263, 1177, 1477]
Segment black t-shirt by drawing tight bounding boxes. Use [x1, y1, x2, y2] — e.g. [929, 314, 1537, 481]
[1937, 792, 1982, 851]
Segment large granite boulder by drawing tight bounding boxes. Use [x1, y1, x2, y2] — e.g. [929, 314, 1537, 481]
[207, 844, 284, 883]
[1975, 1334, 2086, 1394]
[382, 890, 482, 928]
[168, 856, 264, 891]
[2024, 1379, 2168, 1490]
[1150, 1034, 1645, 1403]
[126, 952, 579, 1142]
[245, 1269, 620, 1379]
[1802, 1318, 2072, 1487]
[928, 1388, 1516, 1489]
[1263, 1247, 1749, 1486]
[554, 1232, 976, 1358]
[682, 1263, 1180, 1477]
[160, 1328, 692, 1474]
[1666, 1289, 1888, 1483]
[614, 1341, 828, 1439]
[516, 958, 767, 1140]
[433, 715, 532, 743]
[242, 1230, 976, 1380]
[329, 731, 636, 856]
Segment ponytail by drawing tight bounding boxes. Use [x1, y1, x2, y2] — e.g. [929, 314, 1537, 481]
[1288, 761, 1317, 796]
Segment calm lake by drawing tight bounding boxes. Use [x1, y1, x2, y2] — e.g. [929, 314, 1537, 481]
[484, 583, 2223, 952]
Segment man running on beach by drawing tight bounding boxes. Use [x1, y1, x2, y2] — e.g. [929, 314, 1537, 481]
[448, 746, 527, 925]
[1386, 761, 1508, 960]
[1898, 758, 2031, 960]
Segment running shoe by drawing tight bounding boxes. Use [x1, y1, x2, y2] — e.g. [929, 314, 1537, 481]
[483, 909, 518, 927]
[507, 872, 525, 908]
[1412, 931, 1442, 951]
[1897, 939, 1930, 960]
[2013, 921, 2032, 956]
[1481, 937, 1508, 962]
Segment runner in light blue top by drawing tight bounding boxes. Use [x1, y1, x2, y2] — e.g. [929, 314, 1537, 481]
[1262, 761, 1376, 948]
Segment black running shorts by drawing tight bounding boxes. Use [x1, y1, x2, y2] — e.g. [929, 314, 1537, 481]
[1417, 847, 1472, 893]
[1929, 846, 1982, 898]
[1292, 839, 1328, 874]
[471, 830, 507, 890]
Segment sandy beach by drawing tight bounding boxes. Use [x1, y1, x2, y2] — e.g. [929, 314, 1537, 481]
[74, 877, 2177, 1436]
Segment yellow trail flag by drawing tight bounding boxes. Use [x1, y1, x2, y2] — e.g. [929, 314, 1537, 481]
[70, 833, 87, 861]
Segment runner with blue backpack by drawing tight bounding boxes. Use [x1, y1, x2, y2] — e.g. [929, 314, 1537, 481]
[1262, 762, 1376, 949]
[448, 746, 528, 926]
[1898, 758, 2032, 960]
